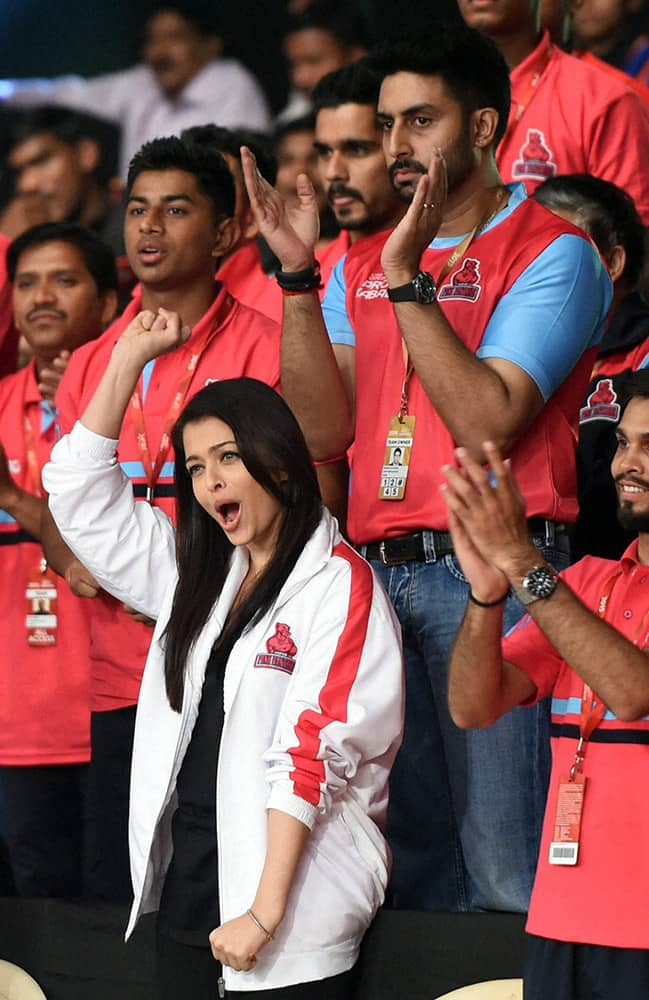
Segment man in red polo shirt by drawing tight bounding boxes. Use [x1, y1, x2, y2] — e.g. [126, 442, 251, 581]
[458, 0, 649, 222]
[0, 221, 117, 896]
[445, 370, 649, 1000]
[243, 22, 611, 913]
[44, 135, 281, 901]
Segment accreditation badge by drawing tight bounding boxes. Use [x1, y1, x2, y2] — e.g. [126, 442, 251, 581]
[26, 559, 58, 647]
[378, 415, 415, 501]
[548, 773, 586, 866]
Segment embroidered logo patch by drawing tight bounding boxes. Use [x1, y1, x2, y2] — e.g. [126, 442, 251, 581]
[438, 257, 482, 302]
[512, 128, 557, 181]
[254, 622, 298, 675]
[579, 378, 621, 424]
[356, 271, 388, 300]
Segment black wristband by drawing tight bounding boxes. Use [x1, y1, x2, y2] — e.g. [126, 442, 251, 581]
[468, 588, 509, 608]
[276, 261, 321, 291]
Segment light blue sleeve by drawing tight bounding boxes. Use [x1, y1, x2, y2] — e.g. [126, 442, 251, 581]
[476, 234, 613, 400]
[322, 256, 356, 348]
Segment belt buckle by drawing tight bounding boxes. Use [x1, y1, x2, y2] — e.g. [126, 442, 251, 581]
[378, 540, 405, 566]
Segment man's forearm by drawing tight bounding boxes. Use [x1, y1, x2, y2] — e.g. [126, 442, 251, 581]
[393, 302, 536, 456]
[40, 503, 77, 576]
[0, 486, 44, 540]
[522, 575, 649, 722]
[281, 292, 352, 459]
[448, 602, 509, 728]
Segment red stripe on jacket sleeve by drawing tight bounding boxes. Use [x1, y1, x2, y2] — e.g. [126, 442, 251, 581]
[287, 541, 374, 805]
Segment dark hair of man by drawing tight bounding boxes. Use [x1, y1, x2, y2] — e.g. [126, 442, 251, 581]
[11, 106, 99, 150]
[142, 0, 222, 36]
[369, 21, 512, 146]
[126, 135, 235, 222]
[532, 175, 646, 291]
[285, 0, 369, 49]
[617, 369, 649, 421]
[6, 221, 118, 295]
[312, 58, 382, 113]
[9, 106, 118, 184]
[181, 124, 278, 185]
[164, 377, 322, 712]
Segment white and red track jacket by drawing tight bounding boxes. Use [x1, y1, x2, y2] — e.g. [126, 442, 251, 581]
[44, 421, 404, 993]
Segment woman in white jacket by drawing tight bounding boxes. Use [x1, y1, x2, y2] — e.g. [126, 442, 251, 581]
[43, 307, 403, 999]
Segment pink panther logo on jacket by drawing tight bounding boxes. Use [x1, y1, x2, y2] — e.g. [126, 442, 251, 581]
[254, 623, 298, 675]
[579, 378, 621, 424]
[437, 257, 482, 302]
[356, 271, 388, 300]
[512, 129, 557, 181]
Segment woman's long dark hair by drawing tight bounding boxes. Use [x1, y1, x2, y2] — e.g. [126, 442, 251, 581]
[164, 378, 322, 711]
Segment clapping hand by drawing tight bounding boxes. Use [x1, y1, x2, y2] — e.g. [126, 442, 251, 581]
[381, 147, 447, 284]
[241, 145, 319, 272]
[441, 442, 533, 600]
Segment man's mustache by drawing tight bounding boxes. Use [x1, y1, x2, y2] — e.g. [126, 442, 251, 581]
[27, 308, 66, 321]
[615, 473, 649, 490]
[327, 182, 364, 204]
[388, 158, 428, 183]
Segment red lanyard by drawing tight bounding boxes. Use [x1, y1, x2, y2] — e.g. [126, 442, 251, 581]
[511, 42, 552, 124]
[570, 569, 649, 778]
[23, 412, 44, 499]
[128, 328, 213, 502]
[570, 684, 606, 780]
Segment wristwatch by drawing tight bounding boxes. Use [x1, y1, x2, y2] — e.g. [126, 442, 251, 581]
[387, 271, 437, 304]
[515, 565, 559, 606]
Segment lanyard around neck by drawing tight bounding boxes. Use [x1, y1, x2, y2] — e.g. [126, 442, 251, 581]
[129, 326, 214, 501]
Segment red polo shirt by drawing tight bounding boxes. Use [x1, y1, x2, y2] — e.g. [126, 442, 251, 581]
[218, 242, 282, 323]
[340, 198, 604, 544]
[0, 361, 91, 764]
[503, 541, 649, 948]
[498, 32, 649, 224]
[56, 283, 281, 711]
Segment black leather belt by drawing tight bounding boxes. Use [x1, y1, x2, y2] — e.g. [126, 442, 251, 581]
[363, 531, 453, 566]
[362, 519, 566, 566]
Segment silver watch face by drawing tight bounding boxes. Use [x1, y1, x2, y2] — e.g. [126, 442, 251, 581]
[524, 566, 558, 599]
[413, 271, 437, 304]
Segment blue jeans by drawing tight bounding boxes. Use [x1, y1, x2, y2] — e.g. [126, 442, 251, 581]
[369, 533, 569, 913]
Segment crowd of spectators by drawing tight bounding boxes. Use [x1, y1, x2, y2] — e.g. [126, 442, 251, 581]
[1, 0, 649, 996]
